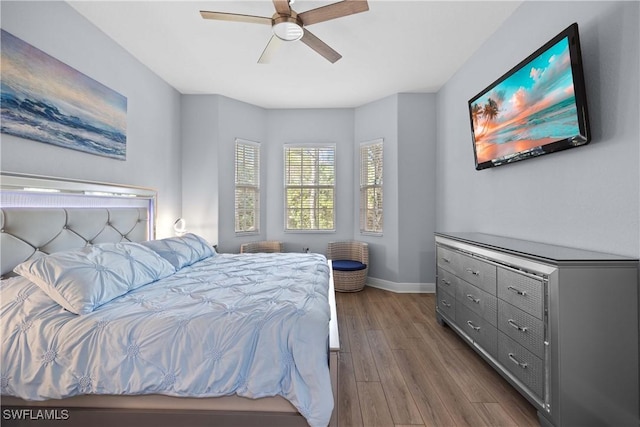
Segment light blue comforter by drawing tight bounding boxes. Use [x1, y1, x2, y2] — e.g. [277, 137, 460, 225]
[1, 253, 333, 427]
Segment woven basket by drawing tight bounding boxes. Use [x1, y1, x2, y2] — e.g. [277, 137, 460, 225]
[327, 241, 369, 292]
[240, 241, 284, 254]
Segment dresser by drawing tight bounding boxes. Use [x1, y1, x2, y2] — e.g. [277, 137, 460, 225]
[435, 232, 639, 426]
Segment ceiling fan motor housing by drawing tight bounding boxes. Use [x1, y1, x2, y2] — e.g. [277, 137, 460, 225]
[272, 12, 304, 41]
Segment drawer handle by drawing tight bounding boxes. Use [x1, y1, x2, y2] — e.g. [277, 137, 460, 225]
[441, 257, 451, 264]
[466, 294, 480, 304]
[466, 320, 481, 332]
[507, 286, 527, 296]
[441, 279, 451, 286]
[507, 319, 528, 332]
[465, 268, 480, 276]
[441, 300, 451, 308]
[508, 352, 528, 369]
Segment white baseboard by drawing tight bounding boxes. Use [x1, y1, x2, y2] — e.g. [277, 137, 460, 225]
[366, 277, 435, 293]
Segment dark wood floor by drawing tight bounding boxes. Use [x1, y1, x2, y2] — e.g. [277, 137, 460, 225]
[335, 287, 539, 427]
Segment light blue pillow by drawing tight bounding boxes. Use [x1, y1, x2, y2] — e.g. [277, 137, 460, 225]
[140, 233, 215, 270]
[14, 242, 175, 315]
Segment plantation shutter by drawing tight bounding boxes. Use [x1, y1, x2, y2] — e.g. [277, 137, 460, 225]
[360, 139, 383, 234]
[235, 139, 260, 233]
[284, 145, 335, 231]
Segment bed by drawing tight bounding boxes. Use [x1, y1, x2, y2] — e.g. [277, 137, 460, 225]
[0, 173, 339, 427]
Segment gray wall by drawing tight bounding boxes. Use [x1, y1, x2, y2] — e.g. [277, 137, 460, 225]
[265, 108, 356, 255]
[436, 1, 640, 257]
[181, 95, 267, 250]
[181, 94, 438, 288]
[398, 94, 436, 284]
[354, 93, 437, 286]
[218, 96, 268, 251]
[355, 95, 400, 282]
[180, 99, 357, 257]
[181, 95, 221, 244]
[0, 1, 183, 238]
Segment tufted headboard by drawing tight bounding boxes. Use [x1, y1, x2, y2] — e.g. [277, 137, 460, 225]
[0, 173, 157, 278]
[0, 208, 149, 277]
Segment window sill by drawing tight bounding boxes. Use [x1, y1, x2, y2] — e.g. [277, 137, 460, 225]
[236, 231, 260, 236]
[284, 229, 336, 234]
[360, 231, 383, 237]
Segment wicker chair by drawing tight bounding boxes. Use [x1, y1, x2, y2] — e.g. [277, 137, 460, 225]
[327, 241, 369, 292]
[240, 241, 284, 254]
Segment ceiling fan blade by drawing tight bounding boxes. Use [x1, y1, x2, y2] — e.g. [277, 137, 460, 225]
[272, 0, 291, 16]
[258, 35, 284, 64]
[299, 0, 369, 26]
[301, 29, 342, 63]
[200, 10, 272, 25]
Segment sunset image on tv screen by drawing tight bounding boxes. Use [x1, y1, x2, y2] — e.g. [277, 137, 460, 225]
[470, 37, 580, 165]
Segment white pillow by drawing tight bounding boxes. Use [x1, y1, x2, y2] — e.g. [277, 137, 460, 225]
[140, 233, 215, 270]
[14, 242, 175, 315]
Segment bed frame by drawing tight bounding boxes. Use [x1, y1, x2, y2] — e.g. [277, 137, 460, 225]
[0, 173, 339, 427]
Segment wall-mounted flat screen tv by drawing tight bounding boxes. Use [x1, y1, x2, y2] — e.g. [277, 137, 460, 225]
[468, 23, 590, 170]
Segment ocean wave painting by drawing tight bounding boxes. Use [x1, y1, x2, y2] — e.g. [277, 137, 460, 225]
[1, 29, 126, 160]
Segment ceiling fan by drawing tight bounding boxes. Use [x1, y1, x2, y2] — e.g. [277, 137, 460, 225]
[200, 0, 369, 64]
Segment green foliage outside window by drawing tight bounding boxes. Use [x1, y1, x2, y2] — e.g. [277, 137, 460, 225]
[285, 145, 335, 231]
[360, 140, 383, 234]
[235, 140, 260, 233]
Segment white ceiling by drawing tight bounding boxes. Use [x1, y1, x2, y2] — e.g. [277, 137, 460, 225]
[69, 1, 522, 109]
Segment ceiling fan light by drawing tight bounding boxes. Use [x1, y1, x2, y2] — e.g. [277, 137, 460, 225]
[273, 21, 303, 41]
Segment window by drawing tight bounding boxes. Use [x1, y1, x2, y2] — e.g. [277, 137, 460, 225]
[360, 139, 383, 234]
[235, 139, 260, 233]
[284, 144, 335, 231]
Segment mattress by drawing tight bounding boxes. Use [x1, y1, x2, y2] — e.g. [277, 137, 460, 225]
[1, 252, 333, 427]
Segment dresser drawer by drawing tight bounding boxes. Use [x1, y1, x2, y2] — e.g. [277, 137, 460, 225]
[497, 268, 544, 319]
[437, 292, 456, 320]
[456, 278, 497, 327]
[437, 267, 459, 297]
[498, 299, 544, 358]
[457, 252, 497, 296]
[437, 246, 459, 274]
[498, 332, 544, 398]
[456, 303, 497, 357]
